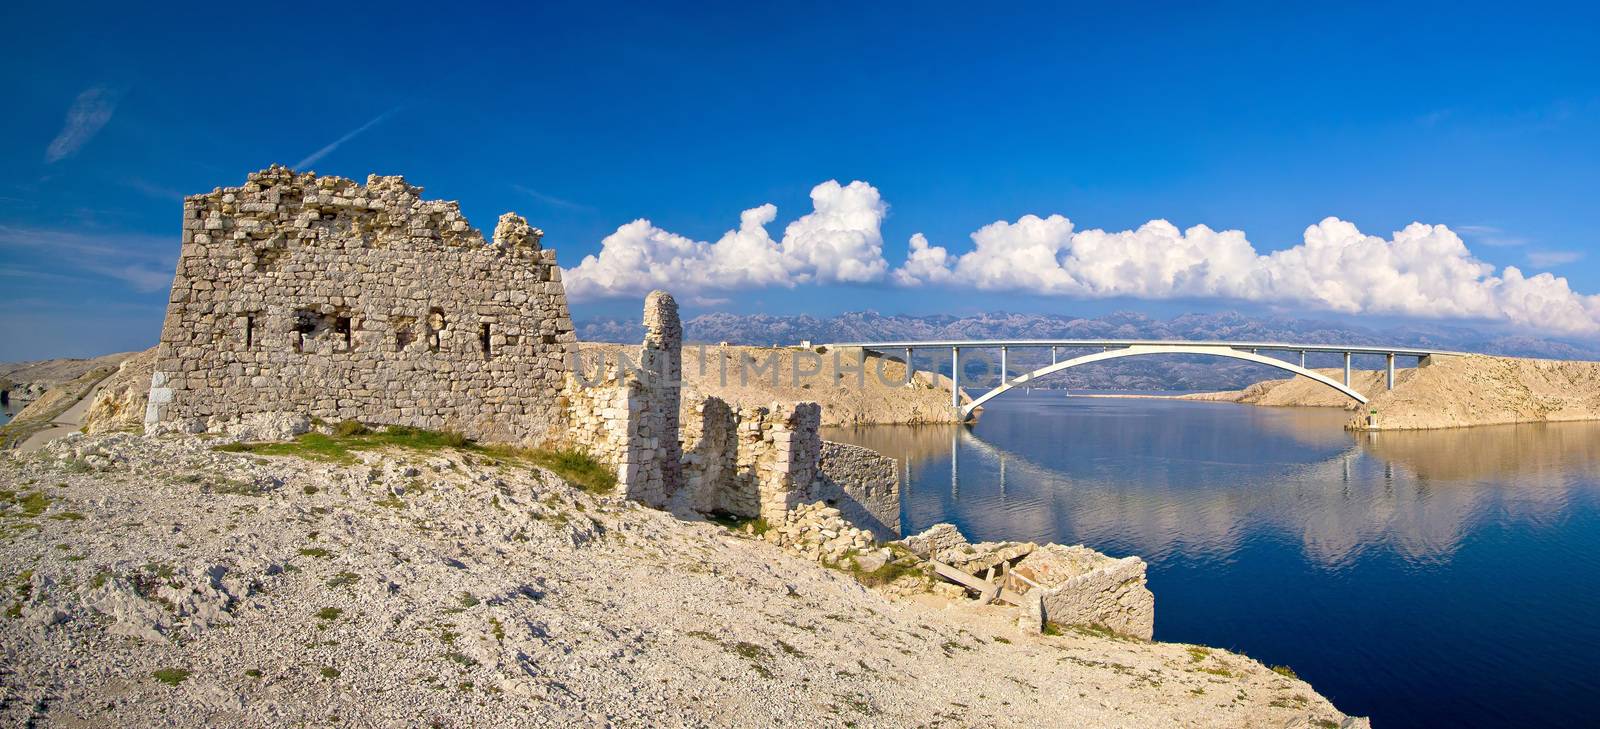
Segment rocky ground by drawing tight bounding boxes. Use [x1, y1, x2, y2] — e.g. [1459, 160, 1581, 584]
[580, 343, 969, 427]
[1, 433, 1360, 727]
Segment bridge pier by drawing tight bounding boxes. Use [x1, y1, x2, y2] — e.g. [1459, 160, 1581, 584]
[1344, 352, 1352, 386]
[951, 346, 960, 409]
[1386, 353, 1396, 390]
[905, 347, 913, 385]
[1000, 346, 1008, 386]
[1299, 350, 1307, 369]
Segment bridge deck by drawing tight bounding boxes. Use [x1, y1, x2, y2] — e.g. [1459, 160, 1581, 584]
[822, 339, 1463, 358]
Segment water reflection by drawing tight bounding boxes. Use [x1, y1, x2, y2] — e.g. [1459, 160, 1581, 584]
[824, 396, 1600, 568]
[828, 393, 1600, 727]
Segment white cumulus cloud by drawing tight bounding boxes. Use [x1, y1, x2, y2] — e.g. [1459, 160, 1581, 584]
[893, 215, 1600, 334]
[563, 180, 888, 301]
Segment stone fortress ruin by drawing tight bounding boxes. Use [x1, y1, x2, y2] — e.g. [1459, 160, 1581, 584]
[146, 166, 574, 444]
[146, 167, 899, 535]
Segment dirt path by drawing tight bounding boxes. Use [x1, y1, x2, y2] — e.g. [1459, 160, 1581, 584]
[17, 379, 107, 452]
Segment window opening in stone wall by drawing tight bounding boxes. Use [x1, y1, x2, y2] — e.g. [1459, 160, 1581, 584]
[293, 310, 317, 353]
[480, 323, 493, 359]
[244, 315, 255, 349]
[427, 308, 446, 353]
[394, 316, 417, 352]
[335, 316, 353, 351]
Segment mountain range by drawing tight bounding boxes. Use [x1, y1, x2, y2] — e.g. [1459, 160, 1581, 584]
[579, 311, 1600, 392]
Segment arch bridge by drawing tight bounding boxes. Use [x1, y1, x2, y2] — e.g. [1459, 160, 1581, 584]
[820, 339, 1460, 422]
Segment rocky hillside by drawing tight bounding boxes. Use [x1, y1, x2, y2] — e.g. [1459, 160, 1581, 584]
[0, 433, 1360, 727]
[1, 351, 138, 406]
[1184, 354, 1600, 431]
[82, 347, 157, 435]
[581, 310, 1600, 392]
[1352, 355, 1600, 430]
[579, 343, 969, 426]
[1182, 369, 1387, 409]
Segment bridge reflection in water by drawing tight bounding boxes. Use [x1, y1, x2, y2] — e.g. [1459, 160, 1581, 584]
[826, 392, 1600, 728]
[823, 395, 1600, 567]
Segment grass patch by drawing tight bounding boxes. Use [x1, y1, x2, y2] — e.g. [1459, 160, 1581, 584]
[334, 419, 370, 437]
[316, 607, 342, 620]
[500, 447, 615, 494]
[1041, 622, 1064, 637]
[704, 511, 770, 534]
[730, 642, 774, 678]
[211, 427, 616, 496]
[445, 651, 479, 668]
[214, 426, 471, 465]
[152, 668, 191, 686]
[327, 571, 359, 588]
[1270, 664, 1299, 679]
[244, 668, 262, 678]
[1, 490, 52, 518]
[1186, 646, 1210, 662]
[1068, 623, 1125, 640]
[846, 555, 925, 588]
[320, 666, 340, 679]
[298, 547, 333, 559]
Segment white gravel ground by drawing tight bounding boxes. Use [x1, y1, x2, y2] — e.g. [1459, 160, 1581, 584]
[0, 433, 1361, 727]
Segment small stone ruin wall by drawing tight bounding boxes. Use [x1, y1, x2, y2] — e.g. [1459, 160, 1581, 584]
[567, 290, 898, 533]
[146, 167, 575, 444]
[812, 440, 900, 540]
[680, 400, 823, 522]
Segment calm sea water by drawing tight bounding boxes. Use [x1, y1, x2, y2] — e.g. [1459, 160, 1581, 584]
[825, 392, 1600, 728]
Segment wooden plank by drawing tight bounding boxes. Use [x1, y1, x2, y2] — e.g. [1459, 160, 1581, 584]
[931, 560, 994, 593]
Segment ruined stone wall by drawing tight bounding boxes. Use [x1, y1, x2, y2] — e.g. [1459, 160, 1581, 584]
[740, 402, 823, 521]
[563, 371, 640, 483]
[563, 291, 685, 506]
[680, 396, 743, 514]
[674, 399, 823, 521]
[1016, 545, 1155, 640]
[146, 167, 575, 444]
[813, 440, 901, 540]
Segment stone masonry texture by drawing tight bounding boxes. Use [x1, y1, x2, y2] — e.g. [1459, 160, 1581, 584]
[146, 166, 575, 444]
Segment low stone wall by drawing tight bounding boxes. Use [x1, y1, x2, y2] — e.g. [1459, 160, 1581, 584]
[1014, 544, 1154, 640]
[813, 440, 900, 540]
[898, 524, 1155, 640]
[743, 402, 822, 521]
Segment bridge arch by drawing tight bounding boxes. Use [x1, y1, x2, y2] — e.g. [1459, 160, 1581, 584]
[962, 344, 1368, 419]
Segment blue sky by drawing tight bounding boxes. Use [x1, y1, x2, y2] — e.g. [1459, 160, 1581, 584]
[2, 2, 1599, 359]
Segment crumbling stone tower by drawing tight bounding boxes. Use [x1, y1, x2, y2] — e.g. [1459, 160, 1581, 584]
[640, 290, 684, 494]
[146, 166, 576, 444]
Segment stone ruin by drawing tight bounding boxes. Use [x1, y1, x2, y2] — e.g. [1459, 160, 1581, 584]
[566, 291, 901, 537]
[145, 167, 575, 444]
[146, 167, 896, 539]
